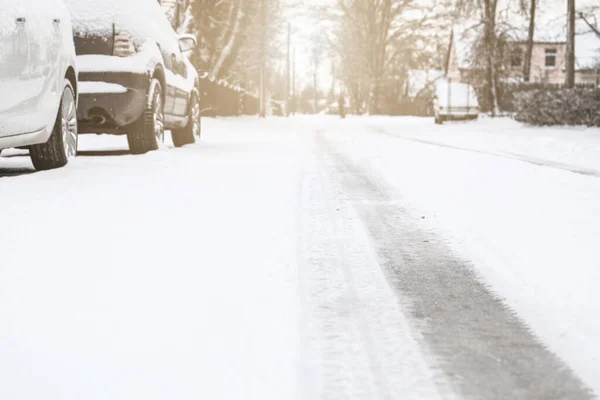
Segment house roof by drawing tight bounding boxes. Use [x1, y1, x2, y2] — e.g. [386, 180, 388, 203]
[450, 0, 600, 71]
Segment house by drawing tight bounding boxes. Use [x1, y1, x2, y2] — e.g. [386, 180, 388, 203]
[445, 19, 600, 86]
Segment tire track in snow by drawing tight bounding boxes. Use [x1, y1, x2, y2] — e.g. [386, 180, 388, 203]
[295, 126, 444, 399]
[317, 131, 594, 400]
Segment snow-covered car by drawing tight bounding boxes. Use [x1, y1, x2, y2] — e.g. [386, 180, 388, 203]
[65, 0, 201, 154]
[0, 0, 78, 170]
[433, 80, 479, 124]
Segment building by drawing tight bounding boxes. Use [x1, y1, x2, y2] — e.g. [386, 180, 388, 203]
[445, 20, 600, 86]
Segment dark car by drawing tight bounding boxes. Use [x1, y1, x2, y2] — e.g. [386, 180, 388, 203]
[64, 0, 201, 154]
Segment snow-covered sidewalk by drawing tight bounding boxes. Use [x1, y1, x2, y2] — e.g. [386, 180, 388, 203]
[367, 116, 600, 175]
[0, 122, 303, 400]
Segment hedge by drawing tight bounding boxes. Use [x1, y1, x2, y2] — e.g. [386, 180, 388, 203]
[514, 88, 600, 126]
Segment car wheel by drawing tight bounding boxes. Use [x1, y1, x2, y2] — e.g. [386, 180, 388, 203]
[30, 79, 78, 171]
[127, 78, 164, 155]
[434, 115, 443, 125]
[172, 91, 200, 147]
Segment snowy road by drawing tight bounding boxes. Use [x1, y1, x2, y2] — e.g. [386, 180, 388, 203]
[1, 117, 599, 399]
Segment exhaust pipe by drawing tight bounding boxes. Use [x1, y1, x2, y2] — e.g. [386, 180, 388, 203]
[91, 115, 106, 125]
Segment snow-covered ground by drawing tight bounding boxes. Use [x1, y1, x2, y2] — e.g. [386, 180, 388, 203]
[326, 116, 600, 396]
[1, 116, 599, 399]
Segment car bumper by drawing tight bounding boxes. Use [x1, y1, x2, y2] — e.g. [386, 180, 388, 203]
[438, 110, 479, 120]
[77, 72, 150, 134]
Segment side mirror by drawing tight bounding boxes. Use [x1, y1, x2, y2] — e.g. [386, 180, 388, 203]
[178, 34, 197, 53]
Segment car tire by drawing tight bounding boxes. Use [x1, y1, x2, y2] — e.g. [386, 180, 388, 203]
[434, 115, 443, 125]
[30, 79, 78, 171]
[127, 78, 164, 155]
[172, 91, 200, 147]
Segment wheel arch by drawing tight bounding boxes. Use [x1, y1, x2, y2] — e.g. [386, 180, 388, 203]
[152, 66, 167, 100]
[65, 66, 77, 98]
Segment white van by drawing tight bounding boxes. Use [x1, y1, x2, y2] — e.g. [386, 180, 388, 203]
[433, 80, 479, 124]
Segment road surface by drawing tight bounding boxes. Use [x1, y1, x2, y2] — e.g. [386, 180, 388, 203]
[0, 116, 598, 399]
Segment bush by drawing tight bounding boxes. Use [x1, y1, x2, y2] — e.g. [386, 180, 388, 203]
[514, 87, 600, 126]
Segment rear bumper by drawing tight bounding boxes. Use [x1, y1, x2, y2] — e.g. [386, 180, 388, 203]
[438, 109, 479, 120]
[77, 72, 150, 134]
[441, 113, 479, 120]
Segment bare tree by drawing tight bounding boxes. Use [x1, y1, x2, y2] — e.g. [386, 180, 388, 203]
[482, 0, 501, 115]
[186, 0, 285, 87]
[320, 0, 448, 114]
[211, 0, 245, 78]
[521, 0, 537, 82]
[566, 0, 576, 87]
[455, 0, 501, 115]
[580, 9, 600, 36]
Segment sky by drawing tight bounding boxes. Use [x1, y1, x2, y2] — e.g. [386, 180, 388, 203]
[281, 0, 335, 91]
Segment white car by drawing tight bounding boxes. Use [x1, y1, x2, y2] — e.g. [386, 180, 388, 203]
[0, 0, 78, 170]
[433, 80, 479, 124]
[65, 0, 201, 154]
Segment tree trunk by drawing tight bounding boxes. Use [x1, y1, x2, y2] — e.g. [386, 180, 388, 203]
[566, 0, 576, 88]
[483, 0, 500, 116]
[211, 0, 244, 78]
[523, 0, 536, 82]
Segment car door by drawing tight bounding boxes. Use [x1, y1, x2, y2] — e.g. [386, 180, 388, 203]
[26, 0, 62, 131]
[157, 41, 177, 116]
[155, 16, 188, 117]
[0, 2, 33, 137]
[171, 47, 190, 116]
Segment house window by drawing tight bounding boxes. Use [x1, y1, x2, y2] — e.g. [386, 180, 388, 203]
[511, 48, 523, 67]
[545, 49, 557, 68]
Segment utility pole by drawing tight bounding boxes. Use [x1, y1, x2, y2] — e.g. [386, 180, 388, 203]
[286, 23, 291, 117]
[312, 45, 320, 114]
[292, 47, 296, 115]
[259, 0, 267, 118]
[566, 0, 576, 88]
[313, 58, 318, 114]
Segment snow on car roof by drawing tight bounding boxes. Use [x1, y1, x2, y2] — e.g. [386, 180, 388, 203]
[64, 0, 174, 40]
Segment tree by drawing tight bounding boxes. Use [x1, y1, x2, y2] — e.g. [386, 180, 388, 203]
[482, 0, 501, 115]
[455, 0, 501, 115]
[185, 0, 286, 90]
[521, 0, 537, 82]
[566, 0, 576, 87]
[320, 0, 450, 114]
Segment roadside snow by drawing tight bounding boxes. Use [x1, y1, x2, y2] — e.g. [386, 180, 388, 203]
[372, 116, 600, 173]
[0, 122, 301, 400]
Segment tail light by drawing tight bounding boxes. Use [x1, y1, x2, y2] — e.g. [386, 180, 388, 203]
[113, 34, 136, 57]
